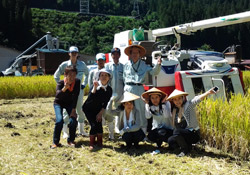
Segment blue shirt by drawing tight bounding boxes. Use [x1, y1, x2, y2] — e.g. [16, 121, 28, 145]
[123, 59, 161, 84]
[105, 62, 124, 99]
[54, 60, 89, 86]
[88, 68, 100, 89]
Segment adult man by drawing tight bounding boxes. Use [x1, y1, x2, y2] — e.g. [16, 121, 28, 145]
[88, 53, 106, 89]
[105, 47, 124, 140]
[54, 46, 89, 137]
[123, 44, 162, 135]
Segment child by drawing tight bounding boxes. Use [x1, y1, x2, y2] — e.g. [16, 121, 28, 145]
[141, 88, 173, 149]
[107, 92, 145, 150]
[51, 66, 80, 148]
[82, 69, 112, 150]
[166, 88, 216, 157]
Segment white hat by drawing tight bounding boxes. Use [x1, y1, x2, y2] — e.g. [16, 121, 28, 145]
[166, 89, 189, 101]
[69, 46, 79, 53]
[96, 53, 106, 61]
[96, 68, 112, 79]
[141, 87, 167, 101]
[120, 92, 140, 103]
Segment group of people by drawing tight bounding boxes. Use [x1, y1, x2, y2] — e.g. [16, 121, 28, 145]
[51, 44, 216, 157]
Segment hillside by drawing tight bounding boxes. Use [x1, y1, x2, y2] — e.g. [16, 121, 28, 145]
[1, 0, 250, 58]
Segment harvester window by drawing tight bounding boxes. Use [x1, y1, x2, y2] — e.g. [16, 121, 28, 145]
[191, 77, 205, 95]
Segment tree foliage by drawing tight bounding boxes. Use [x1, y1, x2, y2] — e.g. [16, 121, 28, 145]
[1, 0, 250, 59]
[0, 0, 33, 49]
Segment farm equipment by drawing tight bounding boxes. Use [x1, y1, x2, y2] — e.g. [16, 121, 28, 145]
[113, 11, 250, 99]
[1, 32, 69, 76]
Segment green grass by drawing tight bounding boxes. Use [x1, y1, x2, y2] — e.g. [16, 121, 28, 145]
[0, 98, 250, 175]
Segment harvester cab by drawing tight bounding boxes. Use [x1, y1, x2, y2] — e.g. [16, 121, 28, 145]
[113, 11, 250, 99]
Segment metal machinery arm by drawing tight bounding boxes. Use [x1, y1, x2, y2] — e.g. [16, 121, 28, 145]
[152, 11, 250, 38]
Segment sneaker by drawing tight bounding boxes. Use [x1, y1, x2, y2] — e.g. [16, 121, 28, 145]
[50, 143, 62, 149]
[78, 132, 89, 137]
[67, 141, 76, 147]
[177, 152, 186, 157]
[151, 149, 160, 155]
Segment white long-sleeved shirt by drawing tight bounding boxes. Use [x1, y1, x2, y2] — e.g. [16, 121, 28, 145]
[145, 101, 173, 130]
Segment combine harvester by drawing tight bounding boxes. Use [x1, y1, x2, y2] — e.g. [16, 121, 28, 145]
[113, 11, 250, 99]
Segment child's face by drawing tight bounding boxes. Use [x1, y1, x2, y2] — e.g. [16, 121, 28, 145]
[65, 71, 76, 84]
[99, 72, 110, 85]
[123, 101, 134, 111]
[150, 94, 161, 106]
[172, 96, 184, 108]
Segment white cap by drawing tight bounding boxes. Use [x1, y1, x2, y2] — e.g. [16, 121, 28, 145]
[96, 68, 112, 79]
[96, 53, 105, 61]
[69, 46, 79, 53]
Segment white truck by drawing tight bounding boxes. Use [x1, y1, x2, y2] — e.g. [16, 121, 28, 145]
[112, 11, 250, 100]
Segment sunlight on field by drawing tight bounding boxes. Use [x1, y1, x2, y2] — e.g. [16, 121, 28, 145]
[0, 72, 250, 174]
[0, 98, 250, 175]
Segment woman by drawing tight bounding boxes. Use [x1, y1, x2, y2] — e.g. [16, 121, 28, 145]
[51, 65, 80, 149]
[141, 88, 173, 149]
[167, 88, 216, 157]
[108, 92, 145, 149]
[82, 68, 112, 150]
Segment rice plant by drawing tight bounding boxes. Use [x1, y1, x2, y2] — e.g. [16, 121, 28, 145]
[243, 71, 250, 92]
[0, 75, 89, 99]
[198, 93, 250, 159]
[0, 76, 56, 99]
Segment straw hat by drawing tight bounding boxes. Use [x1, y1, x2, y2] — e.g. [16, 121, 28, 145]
[166, 89, 189, 101]
[124, 44, 146, 57]
[141, 87, 167, 101]
[120, 92, 140, 103]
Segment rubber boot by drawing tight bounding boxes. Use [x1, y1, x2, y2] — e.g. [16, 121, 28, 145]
[97, 133, 103, 147]
[114, 116, 120, 134]
[89, 135, 95, 150]
[62, 124, 69, 139]
[142, 127, 148, 141]
[108, 122, 114, 140]
[78, 122, 89, 136]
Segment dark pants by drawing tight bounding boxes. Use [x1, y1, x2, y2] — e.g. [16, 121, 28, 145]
[53, 104, 77, 144]
[84, 111, 103, 135]
[168, 128, 200, 153]
[148, 128, 173, 147]
[122, 129, 145, 146]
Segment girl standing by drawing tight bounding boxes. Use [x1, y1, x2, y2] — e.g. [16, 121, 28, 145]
[82, 69, 112, 150]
